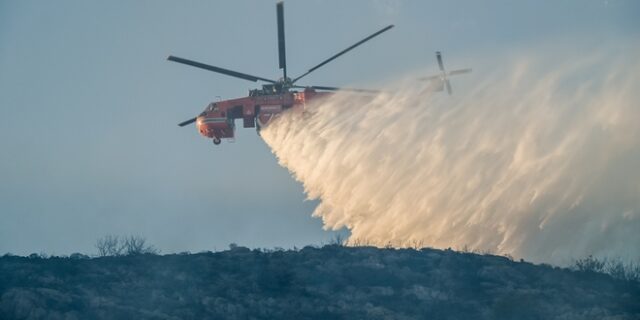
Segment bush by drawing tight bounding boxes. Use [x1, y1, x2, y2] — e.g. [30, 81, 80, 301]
[573, 255, 605, 273]
[572, 255, 640, 281]
[69, 253, 90, 260]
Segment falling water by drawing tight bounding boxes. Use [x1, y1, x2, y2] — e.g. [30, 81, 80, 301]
[262, 50, 640, 264]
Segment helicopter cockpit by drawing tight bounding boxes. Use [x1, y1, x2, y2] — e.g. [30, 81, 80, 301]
[205, 103, 219, 112]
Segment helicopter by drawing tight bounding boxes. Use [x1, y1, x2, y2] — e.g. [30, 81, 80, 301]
[169, 1, 393, 145]
[421, 51, 472, 95]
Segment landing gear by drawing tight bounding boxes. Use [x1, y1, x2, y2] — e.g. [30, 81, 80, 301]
[212, 137, 221, 145]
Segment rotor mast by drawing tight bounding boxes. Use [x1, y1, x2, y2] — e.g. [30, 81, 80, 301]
[276, 1, 288, 83]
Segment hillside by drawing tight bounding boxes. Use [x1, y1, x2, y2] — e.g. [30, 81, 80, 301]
[1, 246, 638, 319]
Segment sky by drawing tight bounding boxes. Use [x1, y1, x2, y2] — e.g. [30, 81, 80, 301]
[1, 0, 638, 256]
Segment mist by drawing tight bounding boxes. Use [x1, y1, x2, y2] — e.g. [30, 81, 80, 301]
[261, 47, 640, 264]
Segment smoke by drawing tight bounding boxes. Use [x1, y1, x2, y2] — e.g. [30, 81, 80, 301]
[261, 48, 640, 264]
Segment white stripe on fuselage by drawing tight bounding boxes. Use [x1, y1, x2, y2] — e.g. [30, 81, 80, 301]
[201, 118, 227, 124]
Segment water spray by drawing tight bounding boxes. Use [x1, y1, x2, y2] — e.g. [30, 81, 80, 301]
[262, 50, 640, 264]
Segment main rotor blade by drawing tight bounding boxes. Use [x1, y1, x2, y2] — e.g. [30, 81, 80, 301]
[276, 1, 287, 79]
[436, 51, 445, 72]
[168, 56, 277, 84]
[445, 79, 452, 95]
[292, 85, 381, 94]
[178, 117, 197, 127]
[291, 24, 394, 84]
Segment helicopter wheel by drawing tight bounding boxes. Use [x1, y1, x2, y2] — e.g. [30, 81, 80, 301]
[212, 137, 221, 145]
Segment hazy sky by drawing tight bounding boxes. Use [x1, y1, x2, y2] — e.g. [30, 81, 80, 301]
[1, 0, 638, 256]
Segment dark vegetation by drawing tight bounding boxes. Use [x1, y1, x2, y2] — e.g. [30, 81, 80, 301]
[95, 235, 159, 257]
[1, 243, 639, 320]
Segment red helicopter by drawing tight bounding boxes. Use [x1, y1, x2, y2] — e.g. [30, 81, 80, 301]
[169, 1, 393, 145]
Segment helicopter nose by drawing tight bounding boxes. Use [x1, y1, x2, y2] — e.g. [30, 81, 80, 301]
[195, 116, 209, 137]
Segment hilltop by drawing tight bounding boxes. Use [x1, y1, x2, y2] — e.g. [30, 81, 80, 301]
[1, 246, 638, 319]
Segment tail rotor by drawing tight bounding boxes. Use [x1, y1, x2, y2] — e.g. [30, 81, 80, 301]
[420, 51, 472, 95]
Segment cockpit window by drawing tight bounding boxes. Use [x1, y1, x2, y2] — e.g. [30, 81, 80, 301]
[207, 104, 219, 112]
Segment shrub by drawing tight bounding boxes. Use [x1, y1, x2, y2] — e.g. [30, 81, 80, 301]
[573, 255, 606, 273]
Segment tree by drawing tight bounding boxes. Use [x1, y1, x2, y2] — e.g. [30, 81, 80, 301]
[122, 235, 159, 255]
[95, 235, 123, 257]
[95, 235, 159, 257]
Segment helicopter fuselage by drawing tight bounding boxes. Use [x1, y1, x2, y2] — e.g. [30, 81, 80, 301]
[195, 87, 331, 143]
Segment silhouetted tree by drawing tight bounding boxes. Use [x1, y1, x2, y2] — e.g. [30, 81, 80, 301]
[95, 235, 159, 256]
[122, 235, 159, 255]
[95, 235, 123, 257]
